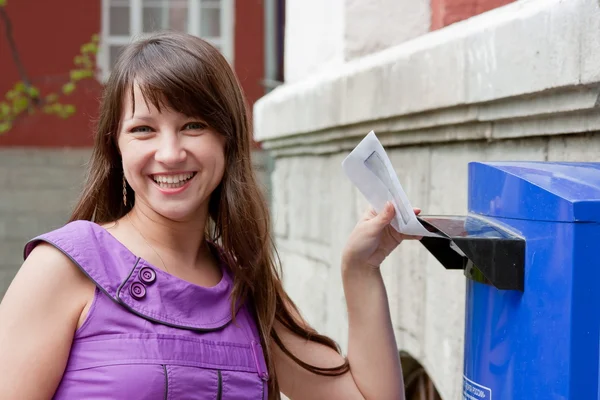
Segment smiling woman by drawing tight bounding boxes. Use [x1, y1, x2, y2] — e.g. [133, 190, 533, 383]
[0, 30, 421, 400]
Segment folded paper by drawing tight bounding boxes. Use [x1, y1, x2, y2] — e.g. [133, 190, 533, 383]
[342, 131, 440, 237]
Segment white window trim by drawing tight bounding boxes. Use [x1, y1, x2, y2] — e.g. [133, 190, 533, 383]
[98, 0, 235, 82]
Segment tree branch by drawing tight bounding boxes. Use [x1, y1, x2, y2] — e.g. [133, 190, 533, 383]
[0, 7, 32, 90]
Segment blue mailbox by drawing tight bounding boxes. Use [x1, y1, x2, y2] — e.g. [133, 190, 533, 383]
[418, 161, 600, 400]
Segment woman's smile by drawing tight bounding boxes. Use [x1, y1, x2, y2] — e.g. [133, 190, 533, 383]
[150, 171, 198, 194]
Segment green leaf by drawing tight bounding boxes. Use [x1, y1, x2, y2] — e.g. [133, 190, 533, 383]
[14, 82, 25, 92]
[80, 43, 98, 55]
[0, 102, 10, 117]
[25, 86, 39, 98]
[62, 82, 76, 95]
[0, 122, 12, 134]
[70, 70, 82, 81]
[12, 96, 29, 113]
[45, 93, 58, 103]
[70, 69, 93, 81]
[6, 90, 16, 100]
[0, 0, 6, 8]
[64, 104, 75, 115]
[81, 69, 93, 79]
[91, 34, 99, 43]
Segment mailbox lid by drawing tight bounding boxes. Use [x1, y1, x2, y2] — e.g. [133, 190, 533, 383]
[469, 161, 600, 222]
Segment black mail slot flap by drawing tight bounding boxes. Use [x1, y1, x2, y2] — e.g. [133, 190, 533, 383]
[417, 215, 525, 291]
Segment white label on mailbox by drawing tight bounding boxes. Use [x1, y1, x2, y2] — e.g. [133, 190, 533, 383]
[463, 375, 492, 400]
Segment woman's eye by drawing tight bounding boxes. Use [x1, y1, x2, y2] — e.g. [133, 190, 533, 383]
[184, 122, 206, 130]
[130, 126, 153, 133]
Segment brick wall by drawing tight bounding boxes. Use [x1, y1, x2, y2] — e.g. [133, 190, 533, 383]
[430, 0, 516, 30]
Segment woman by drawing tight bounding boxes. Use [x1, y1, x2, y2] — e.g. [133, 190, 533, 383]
[0, 31, 419, 400]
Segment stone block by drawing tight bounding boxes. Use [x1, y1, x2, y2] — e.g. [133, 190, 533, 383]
[0, 189, 78, 215]
[429, 143, 472, 215]
[0, 212, 66, 241]
[341, 37, 468, 124]
[4, 165, 86, 191]
[578, 0, 600, 84]
[279, 250, 331, 334]
[0, 148, 90, 167]
[465, 0, 581, 103]
[422, 252, 466, 400]
[285, 157, 310, 241]
[547, 134, 600, 162]
[270, 160, 289, 238]
[345, 0, 430, 60]
[279, 156, 333, 245]
[492, 111, 600, 140]
[385, 241, 428, 358]
[482, 137, 547, 162]
[309, 157, 332, 244]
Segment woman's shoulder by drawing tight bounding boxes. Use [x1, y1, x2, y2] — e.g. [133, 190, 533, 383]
[21, 220, 102, 293]
[23, 219, 139, 297]
[24, 219, 100, 260]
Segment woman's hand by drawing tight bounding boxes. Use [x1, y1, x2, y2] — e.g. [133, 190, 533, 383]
[342, 201, 422, 269]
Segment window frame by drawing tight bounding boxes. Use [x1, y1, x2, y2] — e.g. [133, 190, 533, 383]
[98, 0, 235, 81]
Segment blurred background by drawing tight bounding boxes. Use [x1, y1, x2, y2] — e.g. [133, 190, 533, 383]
[2, 0, 600, 398]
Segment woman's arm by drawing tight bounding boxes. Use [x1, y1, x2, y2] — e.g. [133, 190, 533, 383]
[275, 202, 419, 399]
[0, 243, 93, 400]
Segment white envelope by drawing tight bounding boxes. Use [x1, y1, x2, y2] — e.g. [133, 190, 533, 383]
[342, 131, 440, 237]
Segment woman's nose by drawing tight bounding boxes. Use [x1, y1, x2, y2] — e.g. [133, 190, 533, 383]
[155, 135, 187, 165]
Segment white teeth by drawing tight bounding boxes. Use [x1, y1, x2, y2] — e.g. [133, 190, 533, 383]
[152, 172, 194, 186]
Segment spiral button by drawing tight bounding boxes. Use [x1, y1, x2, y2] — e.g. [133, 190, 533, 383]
[139, 267, 157, 285]
[130, 282, 146, 300]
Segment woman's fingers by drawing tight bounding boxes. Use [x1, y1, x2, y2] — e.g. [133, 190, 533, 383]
[362, 204, 422, 223]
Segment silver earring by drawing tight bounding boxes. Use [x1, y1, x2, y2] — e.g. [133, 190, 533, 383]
[123, 174, 127, 206]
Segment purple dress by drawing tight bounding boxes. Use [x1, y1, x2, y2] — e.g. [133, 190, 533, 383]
[24, 220, 269, 399]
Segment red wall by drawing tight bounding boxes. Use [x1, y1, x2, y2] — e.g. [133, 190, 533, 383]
[0, 0, 102, 147]
[234, 0, 265, 108]
[431, 0, 516, 30]
[1, 0, 265, 148]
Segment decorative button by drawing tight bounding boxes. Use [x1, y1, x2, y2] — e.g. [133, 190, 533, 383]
[139, 267, 156, 285]
[130, 282, 146, 300]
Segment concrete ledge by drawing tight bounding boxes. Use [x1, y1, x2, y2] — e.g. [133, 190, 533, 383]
[254, 0, 600, 152]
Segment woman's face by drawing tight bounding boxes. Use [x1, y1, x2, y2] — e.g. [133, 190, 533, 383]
[117, 84, 226, 222]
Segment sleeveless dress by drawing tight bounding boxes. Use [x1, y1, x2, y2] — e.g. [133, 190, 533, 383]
[24, 220, 269, 399]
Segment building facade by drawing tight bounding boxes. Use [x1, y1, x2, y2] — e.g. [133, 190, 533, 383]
[0, 0, 270, 294]
[254, 0, 600, 398]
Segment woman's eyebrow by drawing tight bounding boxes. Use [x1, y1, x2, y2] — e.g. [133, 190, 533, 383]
[124, 115, 155, 123]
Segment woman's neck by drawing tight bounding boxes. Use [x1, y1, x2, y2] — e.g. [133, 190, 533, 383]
[124, 201, 211, 272]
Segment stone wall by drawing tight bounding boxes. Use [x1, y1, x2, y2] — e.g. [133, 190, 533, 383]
[0, 149, 91, 296]
[254, 0, 600, 398]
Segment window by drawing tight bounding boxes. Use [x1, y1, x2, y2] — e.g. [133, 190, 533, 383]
[99, 0, 234, 80]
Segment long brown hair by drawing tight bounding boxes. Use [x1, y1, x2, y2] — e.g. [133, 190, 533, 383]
[70, 31, 349, 398]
